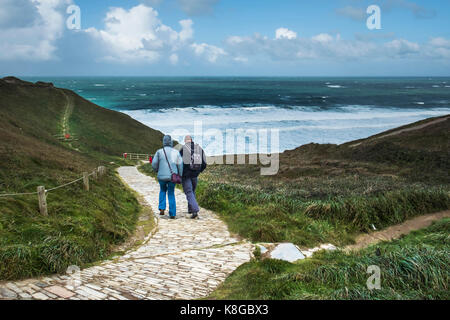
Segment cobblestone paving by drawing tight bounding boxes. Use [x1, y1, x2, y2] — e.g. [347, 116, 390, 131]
[0, 166, 254, 300]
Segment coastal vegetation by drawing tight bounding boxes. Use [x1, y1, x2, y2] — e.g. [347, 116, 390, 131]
[0, 77, 163, 280]
[191, 114, 450, 300]
[1, 77, 448, 300]
[195, 115, 449, 247]
[208, 218, 450, 300]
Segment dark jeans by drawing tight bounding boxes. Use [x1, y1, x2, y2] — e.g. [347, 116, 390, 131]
[182, 177, 199, 214]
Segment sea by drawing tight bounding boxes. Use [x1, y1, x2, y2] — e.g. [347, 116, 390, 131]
[24, 77, 450, 155]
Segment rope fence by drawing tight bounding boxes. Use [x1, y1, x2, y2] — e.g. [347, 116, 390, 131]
[0, 166, 107, 216]
[0, 191, 38, 197]
[45, 177, 84, 193]
[1, 150, 154, 215]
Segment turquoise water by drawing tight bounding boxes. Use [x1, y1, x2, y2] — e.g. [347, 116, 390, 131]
[24, 77, 450, 155]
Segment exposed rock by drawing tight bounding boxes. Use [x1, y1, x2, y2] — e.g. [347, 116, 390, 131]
[257, 244, 268, 254]
[320, 244, 337, 251]
[270, 243, 305, 262]
[300, 250, 314, 258]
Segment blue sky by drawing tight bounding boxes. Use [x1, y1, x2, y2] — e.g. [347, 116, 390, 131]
[0, 0, 449, 76]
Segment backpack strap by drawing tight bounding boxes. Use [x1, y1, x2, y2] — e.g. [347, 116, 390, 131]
[162, 147, 174, 175]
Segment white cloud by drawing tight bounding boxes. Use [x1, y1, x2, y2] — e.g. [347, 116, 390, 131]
[275, 28, 297, 40]
[179, 19, 194, 42]
[425, 37, 450, 59]
[169, 53, 179, 65]
[191, 42, 227, 63]
[85, 5, 194, 63]
[0, 0, 72, 61]
[1, 0, 446, 71]
[225, 28, 446, 63]
[84, 4, 228, 65]
[429, 37, 450, 48]
[233, 56, 248, 63]
[0, 0, 40, 28]
[385, 39, 420, 57]
[312, 33, 334, 43]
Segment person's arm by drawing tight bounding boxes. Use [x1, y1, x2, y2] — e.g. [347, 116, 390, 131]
[152, 150, 159, 172]
[176, 151, 183, 177]
[200, 148, 207, 172]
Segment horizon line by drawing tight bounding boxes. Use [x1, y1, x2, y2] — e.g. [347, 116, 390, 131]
[11, 75, 450, 78]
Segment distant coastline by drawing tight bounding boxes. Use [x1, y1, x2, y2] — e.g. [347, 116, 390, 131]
[21, 76, 450, 155]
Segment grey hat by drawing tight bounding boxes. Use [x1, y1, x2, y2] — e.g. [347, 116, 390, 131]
[163, 135, 173, 147]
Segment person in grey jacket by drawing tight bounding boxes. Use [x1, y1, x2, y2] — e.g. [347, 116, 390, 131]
[180, 135, 207, 219]
[152, 135, 183, 219]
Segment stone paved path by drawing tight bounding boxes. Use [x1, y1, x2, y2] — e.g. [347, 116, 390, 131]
[0, 166, 254, 300]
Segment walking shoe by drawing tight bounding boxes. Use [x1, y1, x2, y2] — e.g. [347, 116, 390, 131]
[160, 209, 165, 216]
[191, 212, 198, 219]
[169, 216, 176, 220]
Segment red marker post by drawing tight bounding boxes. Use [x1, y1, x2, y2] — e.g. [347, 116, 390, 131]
[124, 153, 127, 159]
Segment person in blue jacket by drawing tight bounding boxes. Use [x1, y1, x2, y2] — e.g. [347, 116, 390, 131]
[152, 135, 183, 219]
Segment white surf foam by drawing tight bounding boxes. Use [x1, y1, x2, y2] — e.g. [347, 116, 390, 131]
[121, 104, 450, 155]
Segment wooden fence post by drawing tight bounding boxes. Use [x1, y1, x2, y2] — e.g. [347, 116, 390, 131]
[37, 186, 48, 216]
[98, 166, 106, 178]
[83, 172, 89, 191]
[92, 169, 98, 180]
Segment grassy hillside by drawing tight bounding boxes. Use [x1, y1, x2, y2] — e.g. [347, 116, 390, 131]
[189, 114, 450, 247]
[66, 89, 164, 158]
[200, 115, 449, 301]
[123, 113, 450, 301]
[208, 218, 450, 300]
[0, 77, 163, 280]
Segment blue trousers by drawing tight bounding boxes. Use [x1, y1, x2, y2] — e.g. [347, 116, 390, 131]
[158, 180, 176, 217]
[182, 177, 199, 214]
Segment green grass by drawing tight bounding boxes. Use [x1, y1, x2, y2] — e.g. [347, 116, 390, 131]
[138, 163, 157, 179]
[0, 171, 140, 280]
[195, 116, 449, 247]
[202, 117, 450, 299]
[208, 218, 450, 300]
[0, 77, 165, 280]
[196, 179, 449, 247]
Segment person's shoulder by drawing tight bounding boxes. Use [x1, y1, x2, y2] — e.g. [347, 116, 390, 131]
[197, 144, 205, 153]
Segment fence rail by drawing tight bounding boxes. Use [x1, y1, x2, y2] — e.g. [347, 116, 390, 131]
[53, 133, 78, 142]
[123, 153, 153, 161]
[0, 166, 107, 216]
